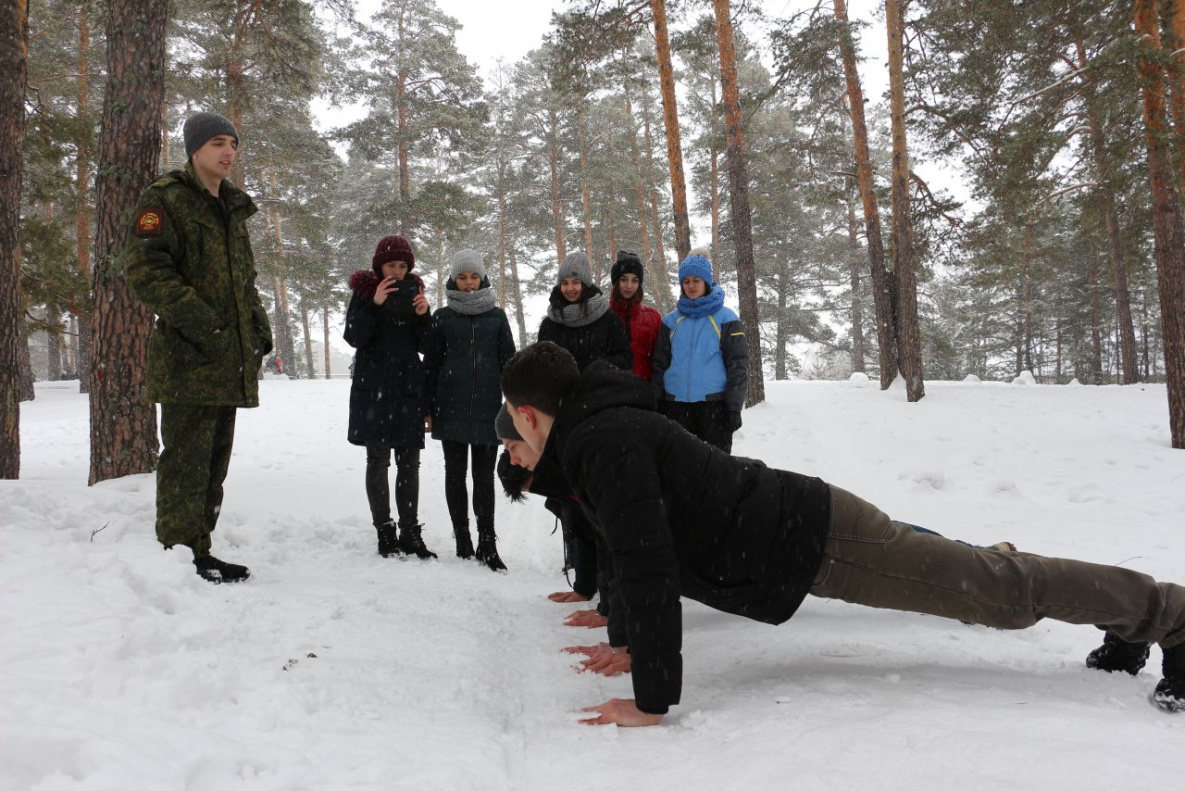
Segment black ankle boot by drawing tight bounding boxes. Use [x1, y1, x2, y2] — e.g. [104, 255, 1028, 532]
[1086, 632, 1151, 675]
[399, 523, 437, 559]
[1153, 643, 1185, 712]
[376, 521, 400, 558]
[454, 524, 475, 559]
[475, 527, 506, 572]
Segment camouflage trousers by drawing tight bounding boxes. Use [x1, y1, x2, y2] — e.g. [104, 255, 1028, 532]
[156, 404, 238, 558]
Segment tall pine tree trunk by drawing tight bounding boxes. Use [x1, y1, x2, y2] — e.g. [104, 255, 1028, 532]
[835, 0, 897, 389]
[47, 303, 62, 381]
[75, 0, 92, 393]
[848, 195, 866, 373]
[642, 94, 672, 311]
[713, 0, 764, 407]
[650, 0, 691, 261]
[1135, 0, 1185, 448]
[577, 95, 595, 267]
[299, 293, 314, 380]
[0, 0, 28, 478]
[623, 79, 654, 292]
[886, 0, 924, 401]
[88, 0, 167, 485]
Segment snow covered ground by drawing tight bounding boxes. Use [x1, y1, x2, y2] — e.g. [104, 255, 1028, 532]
[2, 375, 1184, 790]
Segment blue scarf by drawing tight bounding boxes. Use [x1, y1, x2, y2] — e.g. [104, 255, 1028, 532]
[677, 284, 725, 318]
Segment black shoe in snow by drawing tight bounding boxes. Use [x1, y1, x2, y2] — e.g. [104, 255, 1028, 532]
[1153, 644, 1185, 712]
[454, 525, 475, 560]
[194, 555, 250, 584]
[399, 523, 437, 560]
[475, 531, 507, 572]
[376, 521, 401, 558]
[1085, 632, 1151, 675]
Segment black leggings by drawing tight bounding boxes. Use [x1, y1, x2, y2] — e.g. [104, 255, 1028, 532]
[662, 400, 734, 453]
[365, 444, 420, 527]
[441, 440, 497, 530]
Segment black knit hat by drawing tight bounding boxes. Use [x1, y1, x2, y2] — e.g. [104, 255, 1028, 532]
[495, 403, 523, 441]
[611, 250, 644, 285]
[183, 111, 239, 160]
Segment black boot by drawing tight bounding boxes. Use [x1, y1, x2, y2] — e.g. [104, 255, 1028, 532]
[1085, 632, 1151, 675]
[475, 526, 506, 572]
[376, 521, 401, 558]
[1153, 643, 1185, 712]
[454, 523, 475, 559]
[399, 523, 437, 559]
[194, 554, 250, 584]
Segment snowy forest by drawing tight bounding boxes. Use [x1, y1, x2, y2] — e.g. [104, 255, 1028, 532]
[3, 0, 1185, 485]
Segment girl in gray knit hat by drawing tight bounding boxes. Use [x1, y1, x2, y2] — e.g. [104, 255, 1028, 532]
[423, 249, 516, 570]
[537, 251, 632, 372]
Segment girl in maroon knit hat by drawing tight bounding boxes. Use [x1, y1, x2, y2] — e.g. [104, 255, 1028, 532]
[344, 234, 437, 559]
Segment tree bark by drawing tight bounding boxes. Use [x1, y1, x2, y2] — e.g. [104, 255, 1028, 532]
[886, 0, 924, 401]
[47, 302, 62, 381]
[299, 293, 314, 380]
[88, 0, 167, 485]
[0, 0, 28, 478]
[650, 0, 691, 261]
[642, 94, 672, 311]
[713, 0, 765, 407]
[623, 79, 655, 294]
[847, 195, 866, 373]
[834, 0, 897, 389]
[1135, 0, 1185, 448]
[508, 246, 528, 344]
[75, 0, 92, 393]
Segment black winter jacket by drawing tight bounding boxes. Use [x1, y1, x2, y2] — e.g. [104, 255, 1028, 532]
[537, 291, 633, 372]
[423, 288, 516, 446]
[541, 361, 832, 715]
[344, 270, 432, 449]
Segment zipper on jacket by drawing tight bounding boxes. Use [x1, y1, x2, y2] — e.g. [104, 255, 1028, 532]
[469, 317, 477, 437]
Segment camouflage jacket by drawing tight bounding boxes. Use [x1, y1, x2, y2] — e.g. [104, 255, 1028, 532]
[124, 164, 273, 407]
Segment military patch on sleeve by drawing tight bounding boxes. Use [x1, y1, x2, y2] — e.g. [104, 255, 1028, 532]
[135, 207, 164, 237]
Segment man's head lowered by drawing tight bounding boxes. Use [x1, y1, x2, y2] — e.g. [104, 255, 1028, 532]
[499, 341, 579, 454]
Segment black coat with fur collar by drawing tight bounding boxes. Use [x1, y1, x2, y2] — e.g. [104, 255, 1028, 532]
[540, 361, 831, 715]
[344, 269, 432, 449]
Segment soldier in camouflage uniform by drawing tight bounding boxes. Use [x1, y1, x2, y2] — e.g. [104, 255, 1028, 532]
[124, 111, 273, 584]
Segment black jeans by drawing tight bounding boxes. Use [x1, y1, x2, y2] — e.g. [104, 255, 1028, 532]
[365, 444, 420, 527]
[662, 400, 734, 453]
[440, 440, 497, 531]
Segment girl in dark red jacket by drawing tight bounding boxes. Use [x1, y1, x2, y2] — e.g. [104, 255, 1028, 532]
[608, 250, 662, 382]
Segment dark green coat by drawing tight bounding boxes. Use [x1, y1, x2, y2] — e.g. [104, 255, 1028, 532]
[424, 295, 516, 446]
[124, 165, 273, 407]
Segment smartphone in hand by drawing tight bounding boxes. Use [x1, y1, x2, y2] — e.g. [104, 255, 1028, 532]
[382, 278, 419, 318]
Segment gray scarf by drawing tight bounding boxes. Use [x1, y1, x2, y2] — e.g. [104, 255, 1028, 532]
[446, 287, 497, 316]
[546, 292, 610, 328]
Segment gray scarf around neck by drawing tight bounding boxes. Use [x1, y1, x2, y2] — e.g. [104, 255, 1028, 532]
[546, 292, 610, 328]
[446, 287, 497, 316]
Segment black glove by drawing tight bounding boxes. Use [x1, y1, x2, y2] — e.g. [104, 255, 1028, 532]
[728, 410, 743, 432]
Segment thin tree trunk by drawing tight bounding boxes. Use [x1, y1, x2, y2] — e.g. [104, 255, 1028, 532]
[886, 0, 924, 401]
[577, 95, 595, 269]
[623, 79, 654, 295]
[713, 0, 765, 406]
[508, 246, 528, 344]
[18, 316, 34, 401]
[299, 294, 314, 380]
[847, 195, 866, 373]
[88, 0, 167, 485]
[0, 0, 28, 478]
[75, 0, 92, 394]
[47, 302, 62, 381]
[1090, 260, 1104, 384]
[497, 192, 507, 308]
[1073, 37, 1139, 384]
[834, 0, 897, 389]
[272, 276, 294, 375]
[397, 69, 411, 231]
[642, 92, 672, 311]
[650, 0, 691, 261]
[322, 305, 331, 379]
[1135, 0, 1185, 447]
[775, 262, 789, 380]
[549, 110, 566, 263]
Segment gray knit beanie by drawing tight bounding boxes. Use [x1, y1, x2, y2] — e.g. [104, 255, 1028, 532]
[450, 249, 486, 281]
[556, 251, 592, 287]
[495, 403, 523, 441]
[183, 111, 239, 160]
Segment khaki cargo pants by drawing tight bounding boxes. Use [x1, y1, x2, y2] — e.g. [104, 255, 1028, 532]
[156, 404, 237, 559]
[810, 486, 1185, 649]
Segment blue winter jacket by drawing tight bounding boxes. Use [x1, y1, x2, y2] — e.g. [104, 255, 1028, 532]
[651, 304, 749, 413]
